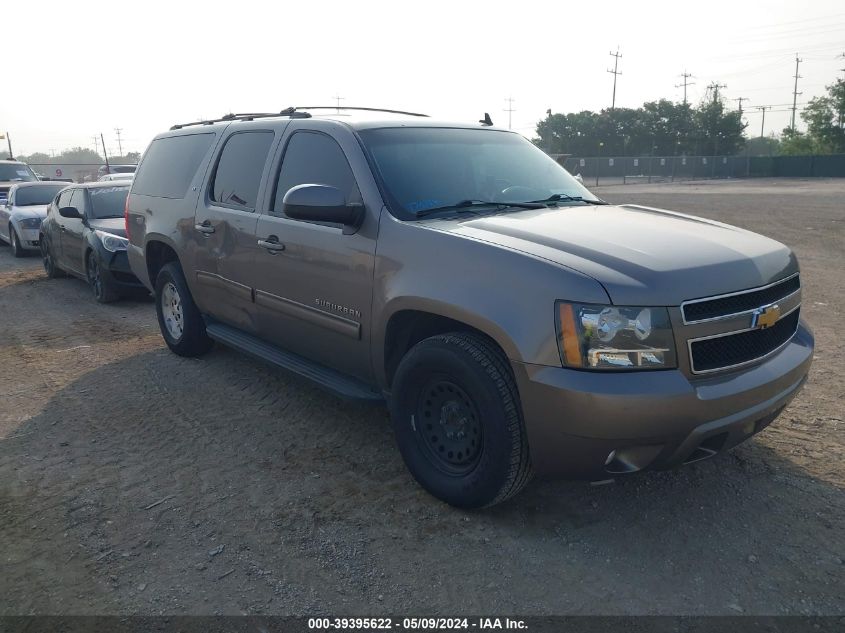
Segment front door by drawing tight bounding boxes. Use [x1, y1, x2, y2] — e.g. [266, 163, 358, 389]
[192, 127, 278, 332]
[252, 127, 377, 382]
[58, 188, 87, 275]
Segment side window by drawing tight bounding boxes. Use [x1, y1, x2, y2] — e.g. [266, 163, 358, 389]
[69, 189, 87, 215]
[211, 131, 274, 210]
[132, 133, 215, 199]
[56, 190, 72, 209]
[272, 132, 361, 217]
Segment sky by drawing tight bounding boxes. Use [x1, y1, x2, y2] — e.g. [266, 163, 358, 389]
[2, 0, 844, 157]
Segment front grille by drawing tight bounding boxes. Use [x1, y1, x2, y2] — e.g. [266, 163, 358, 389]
[690, 308, 800, 373]
[682, 275, 800, 322]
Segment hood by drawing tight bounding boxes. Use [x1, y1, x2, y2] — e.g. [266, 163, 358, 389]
[435, 204, 797, 305]
[88, 218, 126, 237]
[12, 204, 49, 219]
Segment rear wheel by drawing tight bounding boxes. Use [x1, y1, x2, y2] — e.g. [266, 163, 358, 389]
[41, 236, 65, 278]
[390, 332, 533, 508]
[87, 251, 119, 303]
[154, 262, 213, 357]
[10, 225, 26, 258]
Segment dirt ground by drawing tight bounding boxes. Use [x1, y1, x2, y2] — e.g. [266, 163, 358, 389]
[0, 178, 842, 616]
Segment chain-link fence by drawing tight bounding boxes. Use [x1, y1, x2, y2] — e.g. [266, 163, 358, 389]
[28, 163, 137, 183]
[561, 154, 845, 186]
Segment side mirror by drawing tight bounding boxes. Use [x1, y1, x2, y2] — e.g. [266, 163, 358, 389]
[282, 184, 363, 234]
[59, 206, 82, 219]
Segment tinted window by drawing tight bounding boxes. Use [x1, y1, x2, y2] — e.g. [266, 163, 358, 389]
[358, 128, 599, 216]
[0, 163, 37, 182]
[15, 184, 67, 206]
[272, 132, 360, 216]
[133, 133, 214, 199]
[69, 189, 87, 215]
[89, 186, 130, 219]
[211, 131, 274, 209]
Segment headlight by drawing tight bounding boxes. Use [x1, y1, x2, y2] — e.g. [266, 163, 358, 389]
[557, 302, 677, 370]
[19, 217, 42, 229]
[95, 229, 129, 252]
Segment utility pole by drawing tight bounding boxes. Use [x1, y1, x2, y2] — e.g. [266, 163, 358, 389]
[791, 54, 802, 131]
[4, 132, 13, 159]
[114, 127, 124, 156]
[676, 71, 695, 106]
[756, 106, 769, 138]
[332, 94, 345, 113]
[706, 82, 727, 104]
[503, 96, 516, 129]
[607, 47, 622, 111]
[101, 133, 110, 173]
[733, 96, 749, 117]
[92, 136, 100, 155]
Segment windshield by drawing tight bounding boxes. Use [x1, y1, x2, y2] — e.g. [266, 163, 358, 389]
[15, 184, 66, 206]
[0, 163, 37, 183]
[89, 186, 130, 219]
[359, 128, 599, 216]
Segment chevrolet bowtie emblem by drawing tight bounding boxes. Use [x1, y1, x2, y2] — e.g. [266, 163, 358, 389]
[752, 304, 781, 329]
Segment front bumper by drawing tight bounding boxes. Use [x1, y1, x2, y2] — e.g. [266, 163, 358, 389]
[512, 320, 814, 479]
[19, 227, 41, 250]
[100, 249, 146, 290]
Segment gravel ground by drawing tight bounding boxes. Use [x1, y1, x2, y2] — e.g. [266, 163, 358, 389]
[0, 178, 842, 616]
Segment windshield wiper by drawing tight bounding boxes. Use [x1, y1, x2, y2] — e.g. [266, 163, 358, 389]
[531, 193, 608, 205]
[416, 199, 546, 218]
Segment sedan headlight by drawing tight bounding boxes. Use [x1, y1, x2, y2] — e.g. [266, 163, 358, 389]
[95, 229, 129, 252]
[557, 302, 677, 370]
[19, 217, 42, 229]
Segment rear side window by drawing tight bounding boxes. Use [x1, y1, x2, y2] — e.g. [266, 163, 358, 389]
[211, 131, 274, 210]
[132, 133, 214, 199]
[272, 132, 360, 216]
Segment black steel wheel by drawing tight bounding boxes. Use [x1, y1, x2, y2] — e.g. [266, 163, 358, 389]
[390, 331, 533, 508]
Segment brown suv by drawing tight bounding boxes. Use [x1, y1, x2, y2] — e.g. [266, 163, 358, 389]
[126, 107, 813, 508]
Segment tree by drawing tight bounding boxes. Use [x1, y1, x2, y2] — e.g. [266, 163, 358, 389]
[798, 77, 845, 154]
[535, 89, 746, 157]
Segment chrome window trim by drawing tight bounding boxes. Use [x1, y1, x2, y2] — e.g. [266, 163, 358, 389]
[680, 272, 800, 325]
[687, 303, 801, 375]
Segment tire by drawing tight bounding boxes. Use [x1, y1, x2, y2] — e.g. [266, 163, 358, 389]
[154, 261, 213, 357]
[87, 250, 119, 303]
[390, 331, 533, 508]
[40, 235, 65, 278]
[10, 225, 26, 258]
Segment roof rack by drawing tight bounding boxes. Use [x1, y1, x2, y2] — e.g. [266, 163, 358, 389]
[298, 106, 429, 117]
[169, 106, 429, 131]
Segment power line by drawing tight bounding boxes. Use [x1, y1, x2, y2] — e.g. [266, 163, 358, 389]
[607, 47, 622, 110]
[791, 54, 803, 131]
[503, 96, 516, 130]
[676, 71, 695, 105]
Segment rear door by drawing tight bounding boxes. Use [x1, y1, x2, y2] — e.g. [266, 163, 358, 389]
[251, 124, 378, 382]
[192, 125, 280, 331]
[59, 188, 87, 274]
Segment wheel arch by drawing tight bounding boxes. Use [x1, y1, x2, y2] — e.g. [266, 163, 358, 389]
[380, 300, 520, 390]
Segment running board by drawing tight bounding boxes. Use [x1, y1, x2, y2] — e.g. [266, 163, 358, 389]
[204, 321, 384, 402]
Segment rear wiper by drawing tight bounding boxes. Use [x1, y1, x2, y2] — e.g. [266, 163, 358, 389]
[416, 199, 546, 218]
[533, 193, 609, 205]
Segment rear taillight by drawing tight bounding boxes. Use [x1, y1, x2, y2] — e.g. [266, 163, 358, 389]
[124, 194, 131, 240]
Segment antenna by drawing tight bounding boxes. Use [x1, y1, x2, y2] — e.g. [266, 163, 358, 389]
[479, 113, 494, 126]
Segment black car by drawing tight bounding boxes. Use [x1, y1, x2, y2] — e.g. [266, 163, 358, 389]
[40, 182, 146, 302]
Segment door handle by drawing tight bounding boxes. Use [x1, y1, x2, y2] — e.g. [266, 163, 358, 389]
[60, 224, 66, 232]
[258, 237, 285, 253]
[195, 222, 215, 235]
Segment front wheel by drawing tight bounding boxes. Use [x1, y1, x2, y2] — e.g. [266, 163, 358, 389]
[87, 250, 119, 303]
[390, 332, 533, 508]
[154, 262, 213, 357]
[10, 226, 26, 258]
